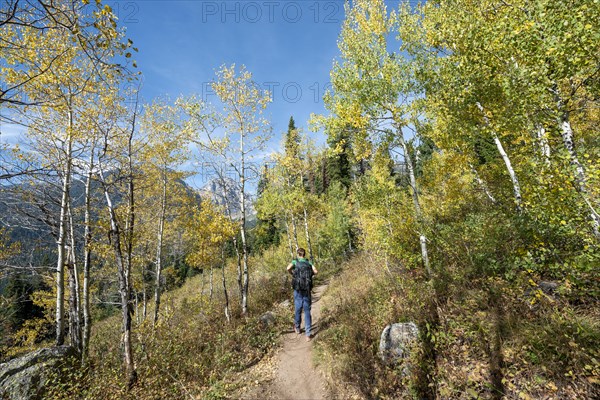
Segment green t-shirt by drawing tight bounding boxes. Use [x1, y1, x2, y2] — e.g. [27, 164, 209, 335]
[292, 257, 312, 267]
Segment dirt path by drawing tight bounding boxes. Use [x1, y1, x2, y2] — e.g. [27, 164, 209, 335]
[242, 284, 329, 400]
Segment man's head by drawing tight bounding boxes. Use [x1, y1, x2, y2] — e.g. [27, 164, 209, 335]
[297, 247, 306, 258]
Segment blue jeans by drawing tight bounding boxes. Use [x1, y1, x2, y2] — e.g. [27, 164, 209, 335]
[293, 290, 312, 336]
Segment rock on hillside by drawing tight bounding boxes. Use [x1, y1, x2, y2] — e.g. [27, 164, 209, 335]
[378, 322, 419, 365]
[0, 346, 77, 400]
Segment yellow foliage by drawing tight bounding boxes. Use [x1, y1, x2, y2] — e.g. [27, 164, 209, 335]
[185, 200, 236, 269]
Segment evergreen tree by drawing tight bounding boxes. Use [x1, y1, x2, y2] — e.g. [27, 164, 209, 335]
[254, 164, 281, 252]
[327, 126, 353, 190]
[4, 273, 46, 333]
[257, 164, 270, 197]
[284, 116, 300, 159]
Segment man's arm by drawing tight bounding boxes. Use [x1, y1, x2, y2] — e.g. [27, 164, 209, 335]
[287, 262, 294, 275]
[311, 265, 318, 275]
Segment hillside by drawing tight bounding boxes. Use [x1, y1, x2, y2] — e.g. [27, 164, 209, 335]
[12, 249, 597, 399]
[1, 0, 599, 399]
[39, 246, 297, 399]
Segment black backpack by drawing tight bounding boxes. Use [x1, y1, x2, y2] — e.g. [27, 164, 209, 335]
[292, 259, 313, 293]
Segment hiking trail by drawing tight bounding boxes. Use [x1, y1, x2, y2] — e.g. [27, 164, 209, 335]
[240, 284, 329, 400]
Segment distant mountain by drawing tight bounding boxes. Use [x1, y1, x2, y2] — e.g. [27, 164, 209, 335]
[197, 177, 256, 222]
[0, 170, 204, 252]
[198, 176, 240, 214]
[0, 173, 259, 271]
[0, 170, 121, 246]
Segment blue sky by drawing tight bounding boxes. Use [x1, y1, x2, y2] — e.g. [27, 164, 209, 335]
[119, 1, 347, 149]
[117, 0, 420, 191]
[111, 0, 358, 190]
[1, 0, 412, 190]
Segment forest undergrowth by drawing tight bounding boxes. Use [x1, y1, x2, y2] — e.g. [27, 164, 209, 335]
[316, 253, 600, 400]
[2, 1, 600, 399]
[40, 247, 301, 400]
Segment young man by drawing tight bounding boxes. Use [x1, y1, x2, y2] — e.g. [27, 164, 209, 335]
[287, 248, 318, 341]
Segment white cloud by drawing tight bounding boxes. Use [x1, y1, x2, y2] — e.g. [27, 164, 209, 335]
[0, 124, 26, 146]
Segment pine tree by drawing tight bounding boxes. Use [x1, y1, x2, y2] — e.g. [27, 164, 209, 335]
[326, 126, 353, 190]
[254, 164, 281, 252]
[284, 116, 300, 159]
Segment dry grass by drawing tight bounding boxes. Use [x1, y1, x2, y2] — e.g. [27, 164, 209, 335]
[314, 253, 600, 399]
[43, 251, 293, 400]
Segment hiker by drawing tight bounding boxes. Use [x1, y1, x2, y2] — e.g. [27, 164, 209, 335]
[287, 248, 318, 341]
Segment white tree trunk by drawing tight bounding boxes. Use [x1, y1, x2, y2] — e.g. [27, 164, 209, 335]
[399, 131, 431, 278]
[219, 178, 243, 300]
[153, 174, 167, 325]
[143, 288, 147, 320]
[303, 206, 314, 261]
[67, 201, 81, 351]
[209, 266, 214, 301]
[82, 156, 93, 362]
[99, 165, 136, 387]
[221, 246, 230, 323]
[233, 236, 243, 299]
[536, 125, 551, 164]
[558, 111, 600, 239]
[124, 143, 135, 313]
[240, 133, 250, 315]
[492, 133, 522, 212]
[55, 184, 67, 346]
[477, 102, 522, 212]
[55, 110, 73, 346]
[469, 163, 497, 204]
[99, 87, 139, 385]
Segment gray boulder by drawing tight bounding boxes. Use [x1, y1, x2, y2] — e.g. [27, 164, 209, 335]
[525, 280, 560, 302]
[538, 281, 559, 296]
[259, 311, 276, 328]
[378, 322, 419, 365]
[0, 346, 77, 400]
